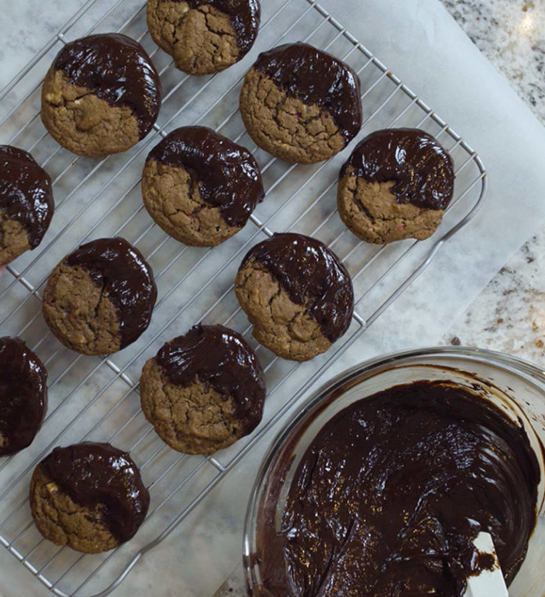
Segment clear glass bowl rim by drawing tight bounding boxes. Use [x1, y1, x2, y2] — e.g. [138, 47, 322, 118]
[242, 345, 545, 594]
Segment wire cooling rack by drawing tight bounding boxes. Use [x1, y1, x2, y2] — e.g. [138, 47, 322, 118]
[0, 0, 487, 595]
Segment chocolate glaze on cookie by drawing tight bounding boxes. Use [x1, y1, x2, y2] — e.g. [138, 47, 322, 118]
[253, 43, 362, 143]
[241, 233, 354, 342]
[0, 146, 54, 248]
[39, 442, 149, 543]
[0, 337, 47, 456]
[157, 324, 266, 433]
[176, 0, 260, 55]
[147, 126, 264, 227]
[341, 128, 455, 210]
[54, 33, 161, 138]
[65, 238, 157, 348]
[261, 381, 540, 596]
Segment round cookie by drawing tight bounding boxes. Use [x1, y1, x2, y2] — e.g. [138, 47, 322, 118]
[30, 442, 149, 553]
[0, 146, 54, 265]
[140, 324, 266, 454]
[0, 337, 47, 456]
[142, 126, 264, 246]
[41, 33, 161, 157]
[235, 233, 354, 361]
[43, 237, 157, 355]
[337, 128, 455, 244]
[147, 0, 260, 75]
[239, 42, 362, 164]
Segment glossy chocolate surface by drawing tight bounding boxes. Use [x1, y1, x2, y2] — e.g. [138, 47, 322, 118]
[54, 33, 161, 139]
[147, 126, 264, 228]
[241, 233, 353, 342]
[341, 128, 455, 210]
[261, 381, 539, 596]
[0, 145, 54, 248]
[157, 324, 266, 433]
[65, 237, 157, 349]
[252, 42, 362, 142]
[40, 442, 149, 543]
[0, 337, 47, 456]
[173, 0, 261, 55]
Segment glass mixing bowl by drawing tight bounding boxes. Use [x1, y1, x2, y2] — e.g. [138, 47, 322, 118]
[243, 347, 545, 596]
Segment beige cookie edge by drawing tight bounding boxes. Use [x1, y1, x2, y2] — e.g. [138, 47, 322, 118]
[239, 68, 346, 164]
[234, 260, 332, 361]
[140, 358, 247, 455]
[337, 170, 446, 244]
[29, 465, 119, 554]
[42, 262, 122, 355]
[41, 67, 141, 157]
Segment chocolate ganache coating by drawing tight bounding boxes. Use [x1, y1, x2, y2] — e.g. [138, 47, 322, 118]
[252, 42, 362, 143]
[241, 233, 354, 342]
[65, 238, 157, 349]
[157, 324, 266, 433]
[171, 0, 261, 56]
[261, 381, 540, 596]
[341, 128, 455, 210]
[0, 337, 47, 456]
[39, 442, 149, 543]
[0, 145, 54, 248]
[147, 126, 264, 228]
[54, 33, 161, 139]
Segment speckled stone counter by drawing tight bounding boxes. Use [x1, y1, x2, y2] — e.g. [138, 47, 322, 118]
[439, 0, 545, 365]
[442, 0, 545, 124]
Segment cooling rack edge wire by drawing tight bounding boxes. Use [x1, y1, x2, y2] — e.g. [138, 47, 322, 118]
[0, 0, 488, 595]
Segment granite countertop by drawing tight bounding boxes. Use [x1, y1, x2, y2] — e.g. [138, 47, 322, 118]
[438, 0, 545, 362]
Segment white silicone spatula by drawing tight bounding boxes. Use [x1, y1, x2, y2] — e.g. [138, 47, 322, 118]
[464, 532, 508, 597]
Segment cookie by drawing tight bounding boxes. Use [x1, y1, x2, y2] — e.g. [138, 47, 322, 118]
[337, 128, 455, 244]
[30, 442, 149, 553]
[147, 0, 260, 75]
[0, 146, 54, 265]
[0, 337, 47, 456]
[235, 233, 354, 361]
[43, 237, 157, 355]
[142, 126, 264, 246]
[239, 42, 362, 164]
[41, 33, 161, 157]
[140, 324, 266, 454]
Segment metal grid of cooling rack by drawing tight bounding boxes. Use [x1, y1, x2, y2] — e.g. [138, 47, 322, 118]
[0, 0, 487, 595]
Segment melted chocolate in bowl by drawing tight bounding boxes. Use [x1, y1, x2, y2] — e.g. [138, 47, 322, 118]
[257, 379, 541, 596]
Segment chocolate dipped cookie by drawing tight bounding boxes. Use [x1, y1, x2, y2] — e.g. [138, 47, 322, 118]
[239, 42, 362, 163]
[41, 34, 161, 157]
[0, 146, 54, 265]
[140, 324, 266, 454]
[337, 128, 455, 244]
[30, 442, 149, 553]
[235, 233, 354, 361]
[147, 0, 260, 75]
[0, 337, 47, 456]
[43, 237, 157, 355]
[142, 126, 264, 246]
